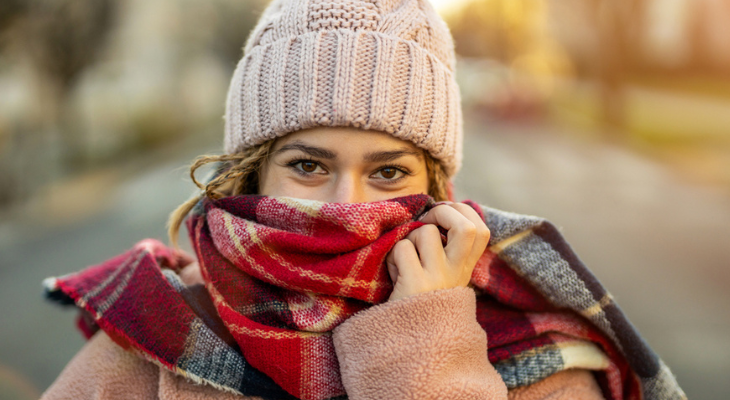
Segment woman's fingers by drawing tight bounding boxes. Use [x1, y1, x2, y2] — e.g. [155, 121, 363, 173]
[418, 203, 489, 281]
[419, 204, 478, 264]
[449, 203, 490, 264]
[386, 238, 431, 301]
[386, 239, 421, 283]
[385, 203, 490, 301]
[403, 225, 445, 271]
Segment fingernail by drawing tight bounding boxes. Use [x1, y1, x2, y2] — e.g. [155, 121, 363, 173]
[417, 211, 429, 221]
[433, 201, 453, 206]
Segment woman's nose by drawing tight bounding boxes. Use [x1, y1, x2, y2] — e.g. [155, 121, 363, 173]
[331, 174, 366, 203]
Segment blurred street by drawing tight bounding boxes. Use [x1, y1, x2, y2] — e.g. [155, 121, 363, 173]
[0, 137, 216, 400]
[457, 114, 730, 399]
[1, 114, 729, 399]
[3, 1, 730, 399]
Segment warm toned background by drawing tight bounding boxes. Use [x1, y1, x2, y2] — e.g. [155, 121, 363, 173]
[1, 1, 729, 399]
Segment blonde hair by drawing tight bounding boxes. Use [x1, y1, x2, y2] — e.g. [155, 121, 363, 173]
[167, 140, 275, 246]
[168, 140, 450, 246]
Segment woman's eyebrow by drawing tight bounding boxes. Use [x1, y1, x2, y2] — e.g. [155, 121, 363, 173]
[364, 149, 423, 163]
[274, 142, 337, 159]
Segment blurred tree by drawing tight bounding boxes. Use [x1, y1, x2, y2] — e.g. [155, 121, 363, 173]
[0, 0, 27, 38]
[447, 0, 653, 135]
[447, 0, 543, 62]
[22, 0, 118, 169]
[0, 0, 118, 206]
[25, 1, 117, 93]
[211, 0, 268, 66]
[589, 0, 648, 134]
[172, 0, 267, 67]
[687, 0, 713, 74]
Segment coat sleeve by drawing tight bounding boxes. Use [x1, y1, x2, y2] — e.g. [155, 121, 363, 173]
[40, 332, 160, 400]
[332, 286, 508, 400]
[508, 369, 605, 400]
[40, 332, 251, 400]
[332, 287, 606, 400]
[42, 285, 603, 400]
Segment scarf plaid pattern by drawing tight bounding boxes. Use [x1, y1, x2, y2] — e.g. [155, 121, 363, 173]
[45, 195, 685, 400]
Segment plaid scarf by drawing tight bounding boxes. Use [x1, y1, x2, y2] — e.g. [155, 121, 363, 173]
[45, 195, 685, 400]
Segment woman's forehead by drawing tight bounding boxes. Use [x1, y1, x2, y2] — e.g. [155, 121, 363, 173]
[272, 126, 423, 155]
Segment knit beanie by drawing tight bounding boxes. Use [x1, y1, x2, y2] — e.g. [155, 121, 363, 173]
[224, 0, 463, 177]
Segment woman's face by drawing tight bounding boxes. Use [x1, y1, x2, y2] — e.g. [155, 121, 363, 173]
[259, 127, 430, 203]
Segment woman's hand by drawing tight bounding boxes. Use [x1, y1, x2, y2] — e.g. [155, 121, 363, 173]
[386, 202, 490, 301]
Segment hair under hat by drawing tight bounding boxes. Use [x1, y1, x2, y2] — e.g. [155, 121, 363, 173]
[224, 0, 463, 177]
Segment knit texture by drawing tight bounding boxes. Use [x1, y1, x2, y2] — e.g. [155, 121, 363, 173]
[189, 195, 430, 400]
[224, 0, 463, 176]
[44, 195, 686, 400]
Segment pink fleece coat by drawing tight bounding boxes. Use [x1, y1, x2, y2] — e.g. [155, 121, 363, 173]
[42, 286, 604, 400]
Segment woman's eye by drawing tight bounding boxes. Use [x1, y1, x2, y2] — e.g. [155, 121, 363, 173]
[290, 160, 324, 175]
[380, 168, 397, 179]
[373, 167, 404, 180]
[299, 161, 318, 173]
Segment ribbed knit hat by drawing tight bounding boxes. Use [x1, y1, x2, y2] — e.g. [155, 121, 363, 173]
[224, 0, 463, 177]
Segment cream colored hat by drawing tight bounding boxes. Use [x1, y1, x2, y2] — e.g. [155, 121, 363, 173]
[224, 0, 462, 176]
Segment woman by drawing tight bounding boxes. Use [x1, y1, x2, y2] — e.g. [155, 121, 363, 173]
[42, 0, 684, 399]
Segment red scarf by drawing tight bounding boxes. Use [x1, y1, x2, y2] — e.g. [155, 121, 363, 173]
[49, 194, 675, 400]
[188, 195, 432, 398]
[187, 195, 635, 400]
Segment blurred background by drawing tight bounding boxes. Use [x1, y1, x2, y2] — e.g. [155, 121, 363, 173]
[1, 0, 729, 399]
